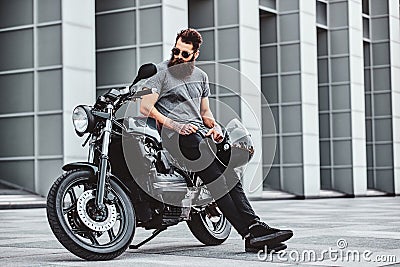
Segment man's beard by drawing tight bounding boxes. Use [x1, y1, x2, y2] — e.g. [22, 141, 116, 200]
[168, 56, 195, 79]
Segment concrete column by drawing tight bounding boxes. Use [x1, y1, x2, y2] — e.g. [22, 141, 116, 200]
[348, 0, 367, 196]
[389, 0, 400, 194]
[299, 0, 320, 197]
[62, 0, 96, 164]
[162, 0, 188, 58]
[239, 0, 263, 197]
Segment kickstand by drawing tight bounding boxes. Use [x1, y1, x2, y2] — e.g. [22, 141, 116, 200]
[129, 228, 166, 249]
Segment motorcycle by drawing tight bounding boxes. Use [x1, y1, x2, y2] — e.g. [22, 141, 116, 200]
[46, 63, 255, 260]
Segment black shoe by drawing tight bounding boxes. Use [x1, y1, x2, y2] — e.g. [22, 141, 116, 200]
[245, 239, 287, 253]
[247, 221, 293, 247]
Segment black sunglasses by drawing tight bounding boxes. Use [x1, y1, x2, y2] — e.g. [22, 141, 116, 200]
[171, 47, 196, 59]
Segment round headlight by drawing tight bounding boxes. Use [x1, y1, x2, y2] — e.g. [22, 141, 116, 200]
[72, 106, 93, 135]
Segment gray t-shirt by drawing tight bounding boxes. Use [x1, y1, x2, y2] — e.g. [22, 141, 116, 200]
[142, 60, 210, 132]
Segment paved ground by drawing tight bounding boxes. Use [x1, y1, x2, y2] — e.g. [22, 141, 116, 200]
[1, 196, 400, 267]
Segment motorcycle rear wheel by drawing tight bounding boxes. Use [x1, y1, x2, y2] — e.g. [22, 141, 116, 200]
[46, 169, 135, 260]
[187, 203, 231, 245]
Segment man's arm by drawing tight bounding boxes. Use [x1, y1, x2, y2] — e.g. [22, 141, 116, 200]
[140, 90, 198, 135]
[200, 97, 223, 142]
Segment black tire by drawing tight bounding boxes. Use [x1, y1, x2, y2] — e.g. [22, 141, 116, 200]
[187, 204, 231, 245]
[46, 169, 135, 261]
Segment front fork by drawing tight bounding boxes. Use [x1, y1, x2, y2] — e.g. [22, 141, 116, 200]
[95, 104, 114, 209]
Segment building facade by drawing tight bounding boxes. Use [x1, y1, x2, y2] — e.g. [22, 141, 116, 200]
[0, 0, 399, 198]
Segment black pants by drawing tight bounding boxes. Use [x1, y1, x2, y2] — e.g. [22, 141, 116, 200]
[162, 130, 259, 237]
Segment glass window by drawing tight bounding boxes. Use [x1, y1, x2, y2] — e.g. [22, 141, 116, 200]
[282, 167, 303, 184]
[96, 0, 136, 12]
[140, 7, 162, 44]
[370, 0, 388, 16]
[320, 169, 332, 189]
[373, 68, 391, 91]
[366, 144, 373, 166]
[282, 105, 301, 133]
[363, 17, 370, 39]
[329, 2, 348, 28]
[264, 167, 280, 190]
[38, 70, 62, 111]
[262, 76, 278, 103]
[197, 62, 216, 85]
[333, 140, 352, 165]
[282, 136, 302, 164]
[365, 94, 371, 116]
[0, 29, 33, 71]
[0, 116, 34, 157]
[281, 74, 300, 103]
[366, 119, 372, 141]
[318, 59, 329, 84]
[38, 0, 61, 23]
[261, 46, 278, 74]
[317, 28, 328, 56]
[262, 107, 278, 135]
[332, 112, 351, 137]
[316, 1, 327, 25]
[198, 30, 215, 61]
[38, 25, 62, 67]
[319, 113, 330, 139]
[364, 69, 371, 91]
[218, 62, 240, 94]
[319, 141, 331, 166]
[138, 0, 160, 6]
[318, 86, 329, 111]
[0, 160, 34, 190]
[333, 168, 352, 182]
[280, 44, 300, 72]
[375, 170, 393, 185]
[218, 0, 238, 26]
[373, 93, 391, 116]
[279, 0, 299, 11]
[279, 13, 299, 42]
[260, 11, 277, 44]
[218, 28, 239, 60]
[96, 49, 136, 86]
[374, 118, 392, 142]
[331, 85, 350, 110]
[0, 72, 34, 114]
[262, 136, 278, 165]
[363, 42, 371, 67]
[37, 159, 63, 195]
[371, 17, 389, 40]
[0, 0, 33, 28]
[375, 144, 393, 167]
[271, 106, 279, 133]
[372, 42, 390, 66]
[259, 0, 276, 9]
[96, 11, 136, 49]
[331, 57, 349, 83]
[139, 45, 162, 66]
[38, 115, 63, 156]
[188, 0, 214, 28]
[362, 0, 369, 15]
[330, 29, 349, 55]
[219, 96, 241, 124]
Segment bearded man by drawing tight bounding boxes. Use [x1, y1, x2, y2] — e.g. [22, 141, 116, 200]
[140, 28, 293, 253]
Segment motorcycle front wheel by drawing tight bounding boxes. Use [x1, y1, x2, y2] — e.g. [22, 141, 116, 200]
[46, 169, 135, 260]
[187, 203, 231, 245]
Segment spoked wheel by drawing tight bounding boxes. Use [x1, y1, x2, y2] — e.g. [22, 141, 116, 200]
[187, 202, 231, 245]
[46, 169, 135, 260]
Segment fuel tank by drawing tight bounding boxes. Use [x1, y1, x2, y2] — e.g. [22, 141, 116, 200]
[124, 117, 161, 143]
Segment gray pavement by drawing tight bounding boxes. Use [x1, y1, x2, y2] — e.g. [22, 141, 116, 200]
[1, 197, 400, 266]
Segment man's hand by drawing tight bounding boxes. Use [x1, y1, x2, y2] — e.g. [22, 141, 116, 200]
[170, 120, 198, 135]
[206, 124, 224, 143]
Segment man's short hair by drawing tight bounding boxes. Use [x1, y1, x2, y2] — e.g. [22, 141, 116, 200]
[175, 28, 203, 51]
